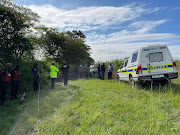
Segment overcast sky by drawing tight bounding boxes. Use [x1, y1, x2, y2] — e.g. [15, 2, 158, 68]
[14, 0, 180, 61]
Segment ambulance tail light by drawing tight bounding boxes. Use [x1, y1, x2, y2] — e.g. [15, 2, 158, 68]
[136, 66, 142, 74]
[173, 62, 177, 70]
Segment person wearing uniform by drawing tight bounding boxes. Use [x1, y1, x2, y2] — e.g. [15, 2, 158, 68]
[0, 63, 11, 105]
[32, 63, 39, 91]
[50, 62, 59, 90]
[10, 65, 20, 100]
[61, 61, 70, 85]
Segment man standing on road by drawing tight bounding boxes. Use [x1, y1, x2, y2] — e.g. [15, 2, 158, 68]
[101, 62, 106, 80]
[61, 61, 70, 86]
[10, 65, 20, 100]
[50, 62, 59, 90]
[32, 63, 39, 91]
[108, 63, 113, 79]
[0, 63, 11, 105]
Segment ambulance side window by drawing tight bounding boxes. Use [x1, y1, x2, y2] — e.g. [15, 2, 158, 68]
[120, 62, 124, 69]
[131, 52, 138, 63]
[124, 60, 128, 67]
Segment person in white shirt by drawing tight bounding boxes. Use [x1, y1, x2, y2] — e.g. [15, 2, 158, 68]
[89, 63, 95, 78]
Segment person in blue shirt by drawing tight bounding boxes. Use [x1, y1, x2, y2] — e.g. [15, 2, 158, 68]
[108, 63, 113, 79]
[32, 63, 39, 91]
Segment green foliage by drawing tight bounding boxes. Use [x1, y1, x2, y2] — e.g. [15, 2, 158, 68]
[1, 73, 179, 135]
[34, 26, 93, 65]
[0, 0, 39, 63]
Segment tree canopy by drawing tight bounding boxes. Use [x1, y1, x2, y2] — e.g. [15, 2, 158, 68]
[0, 0, 94, 65]
[35, 26, 93, 64]
[0, 0, 39, 63]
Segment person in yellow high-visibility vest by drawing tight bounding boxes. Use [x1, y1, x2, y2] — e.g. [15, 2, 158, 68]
[50, 62, 59, 90]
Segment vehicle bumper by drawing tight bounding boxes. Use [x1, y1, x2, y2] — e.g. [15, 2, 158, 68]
[138, 72, 178, 81]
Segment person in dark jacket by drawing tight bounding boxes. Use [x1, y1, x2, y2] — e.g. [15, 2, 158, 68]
[10, 65, 20, 100]
[61, 61, 70, 85]
[101, 62, 106, 80]
[0, 63, 11, 105]
[32, 63, 39, 91]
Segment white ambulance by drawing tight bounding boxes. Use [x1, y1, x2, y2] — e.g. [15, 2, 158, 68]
[117, 45, 178, 88]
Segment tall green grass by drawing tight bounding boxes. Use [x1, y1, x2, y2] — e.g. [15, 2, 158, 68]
[1, 60, 180, 135]
[37, 79, 180, 135]
[4, 78, 179, 135]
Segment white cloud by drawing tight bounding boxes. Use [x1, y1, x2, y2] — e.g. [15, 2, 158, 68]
[26, 4, 180, 61]
[130, 20, 167, 34]
[27, 4, 159, 31]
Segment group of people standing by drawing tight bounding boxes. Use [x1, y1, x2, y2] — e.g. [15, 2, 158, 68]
[0, 61, 113, 105]
[43, 61, 70, 91]
[90, 63, 113, 80]
[0, 63, 20, 105]
[0, 61, 70, 105]
[73, 62, 114, 80]
[73, 64, 89, 80]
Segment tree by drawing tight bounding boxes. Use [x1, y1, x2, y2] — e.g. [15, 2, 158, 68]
[35, 26, 93, 65]
[0, 0, 39, 63]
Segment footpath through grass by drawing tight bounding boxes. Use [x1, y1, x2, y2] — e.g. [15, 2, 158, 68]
[1, 78, 180, 135]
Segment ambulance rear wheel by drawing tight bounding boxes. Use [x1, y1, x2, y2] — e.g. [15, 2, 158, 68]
[130, 76, 135, 89]
[118, 79, 122, 83]
[117, 77, 121, 83]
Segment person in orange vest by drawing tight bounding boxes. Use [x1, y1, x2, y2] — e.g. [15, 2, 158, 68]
[50, 62, 59, 90]
[0, 63, 11, 105]
[10, 65, 20, 100]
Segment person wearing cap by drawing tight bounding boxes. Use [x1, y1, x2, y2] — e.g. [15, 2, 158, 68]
[61, 61, 70, 85]
[0, 63, 11, 105]
[50, 62, 59, 90]
[32, 63, 39, 91]
[10, 65, 21, 100]
[101, 62, 106, 80]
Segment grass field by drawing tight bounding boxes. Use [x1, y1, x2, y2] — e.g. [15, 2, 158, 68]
[0, 63, 180, 135]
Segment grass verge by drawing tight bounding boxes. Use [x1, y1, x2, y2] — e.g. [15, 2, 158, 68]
[40, 79, 180, 134]
[1, 78, 180, 135]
